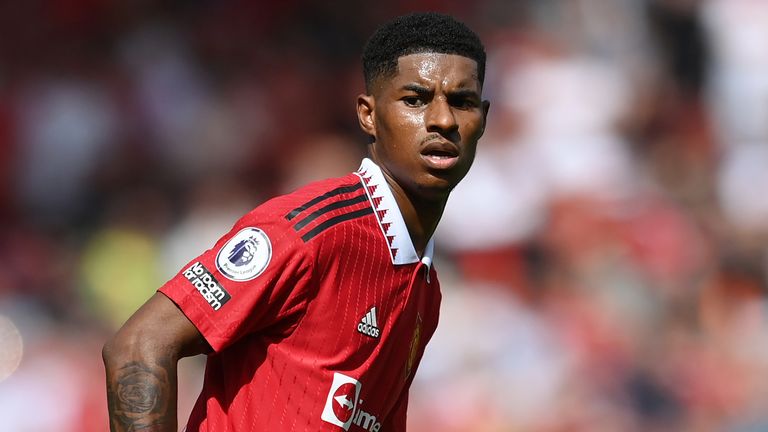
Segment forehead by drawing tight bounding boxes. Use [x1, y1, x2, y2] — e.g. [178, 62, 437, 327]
[383, 52, 481, 91]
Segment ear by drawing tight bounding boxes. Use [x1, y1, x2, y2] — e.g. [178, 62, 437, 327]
[357, 94, 376, 139]
[479, 99, 490, 137]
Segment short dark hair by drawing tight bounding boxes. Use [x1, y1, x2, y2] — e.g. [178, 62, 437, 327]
[362, 12, 486, 92]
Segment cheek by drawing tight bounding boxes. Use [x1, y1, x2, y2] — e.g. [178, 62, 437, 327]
[383, 116, 422, 144]
[379, 110, 422, 146]
[461, 117, 485, 141]
[401, 110, 422, 127]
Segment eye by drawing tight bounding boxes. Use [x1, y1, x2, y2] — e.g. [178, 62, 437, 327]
[402, 96, 425, 107]
[449, 95, 479, 110]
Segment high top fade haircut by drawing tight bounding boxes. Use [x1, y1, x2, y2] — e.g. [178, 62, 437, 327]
[362, 12, 486, 93]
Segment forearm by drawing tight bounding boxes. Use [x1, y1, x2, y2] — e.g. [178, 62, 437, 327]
[103, 292, 210, 431]
[104, 344, 179, 432]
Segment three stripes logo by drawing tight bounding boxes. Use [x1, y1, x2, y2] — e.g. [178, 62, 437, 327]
[285, 182, 373, 242]
[357, 307, 381, 338]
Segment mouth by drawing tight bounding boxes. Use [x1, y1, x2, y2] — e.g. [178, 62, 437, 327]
[420, 140, 460, 170]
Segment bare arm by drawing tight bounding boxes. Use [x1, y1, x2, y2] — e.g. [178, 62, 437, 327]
[103, 292, 210, 432]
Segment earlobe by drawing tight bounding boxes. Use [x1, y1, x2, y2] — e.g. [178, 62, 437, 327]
[357, 94, 376, 137]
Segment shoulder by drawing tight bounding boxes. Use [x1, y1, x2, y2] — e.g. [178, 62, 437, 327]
[208, 173, 365, 284]
[280, 172, 375, 243]
[230, 172, 371, 245]
[242, 173, 363, 225]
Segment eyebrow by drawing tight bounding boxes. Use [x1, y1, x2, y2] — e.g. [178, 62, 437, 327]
[448, 88, 481, 100]
[402, 84, 431, 95]
[401, 84, 480, 99]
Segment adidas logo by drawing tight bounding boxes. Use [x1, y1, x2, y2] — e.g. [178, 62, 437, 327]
[357, 307, 381, 338]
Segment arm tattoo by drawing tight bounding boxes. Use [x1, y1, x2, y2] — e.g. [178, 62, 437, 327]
[107, 360, 175, 431]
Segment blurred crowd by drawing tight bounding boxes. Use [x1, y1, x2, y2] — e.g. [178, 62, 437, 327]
[1, 0, 768, 431]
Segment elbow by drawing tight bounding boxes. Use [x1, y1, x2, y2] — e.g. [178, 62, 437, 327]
[101, 337, 113, 366]
[102, 333, 125, 368]
[102, 322, 185, 371]
[102, 330, 137, 370]
[102, 293, 204, 368]
[102, 325, 167, 370]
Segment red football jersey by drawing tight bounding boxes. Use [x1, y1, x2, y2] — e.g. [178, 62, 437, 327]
[159, 158, 441, 431]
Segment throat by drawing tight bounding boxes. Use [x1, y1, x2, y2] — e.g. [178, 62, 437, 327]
[394, 187, 446, 256]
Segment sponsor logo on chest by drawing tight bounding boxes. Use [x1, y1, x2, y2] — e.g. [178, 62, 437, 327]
[321, 373, 382, 431]
[183, 262, 231, 311]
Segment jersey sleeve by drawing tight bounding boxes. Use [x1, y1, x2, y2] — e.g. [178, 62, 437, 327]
[158, 208, 315, 352]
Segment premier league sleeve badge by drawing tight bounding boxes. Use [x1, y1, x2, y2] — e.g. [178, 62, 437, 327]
[215, 227, 273, 281]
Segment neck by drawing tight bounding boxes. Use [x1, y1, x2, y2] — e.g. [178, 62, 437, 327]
[381, 174, 447, 256]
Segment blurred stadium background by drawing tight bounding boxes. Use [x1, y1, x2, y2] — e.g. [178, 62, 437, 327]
[1, 0, 768, 430]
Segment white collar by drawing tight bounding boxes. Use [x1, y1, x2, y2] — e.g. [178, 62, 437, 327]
[356, 158, 434, 268]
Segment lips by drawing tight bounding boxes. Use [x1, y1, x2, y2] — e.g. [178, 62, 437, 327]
[420, 140, 460, 170]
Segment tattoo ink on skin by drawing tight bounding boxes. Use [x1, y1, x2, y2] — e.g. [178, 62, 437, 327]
[107, 361, 173, 431]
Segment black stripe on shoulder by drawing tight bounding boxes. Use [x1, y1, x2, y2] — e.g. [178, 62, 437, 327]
[301, 207, 374, 242]
[285, 182, 364, 221]
[293, 193, 369, 231]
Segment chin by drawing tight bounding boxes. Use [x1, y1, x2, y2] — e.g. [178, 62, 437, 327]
[412, 177, 456, 202]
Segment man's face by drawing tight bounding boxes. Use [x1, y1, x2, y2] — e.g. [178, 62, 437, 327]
[358, 52, 489, 202]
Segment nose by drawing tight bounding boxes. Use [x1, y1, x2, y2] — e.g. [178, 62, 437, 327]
[425, 98, 458, 134]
